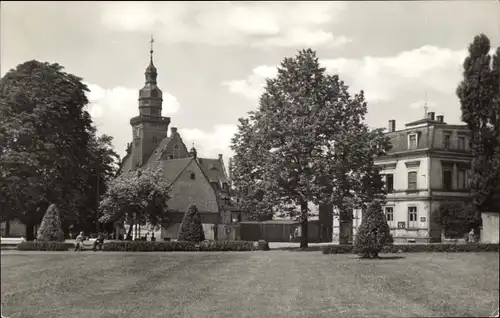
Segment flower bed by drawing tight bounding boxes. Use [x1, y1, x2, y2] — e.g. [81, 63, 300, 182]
[322, 243, 500, 254]
[17, 241, 74, 251]
[102, 240, 256, 252]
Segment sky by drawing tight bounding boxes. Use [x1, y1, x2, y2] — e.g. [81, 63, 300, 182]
[1, 1, 499, 163]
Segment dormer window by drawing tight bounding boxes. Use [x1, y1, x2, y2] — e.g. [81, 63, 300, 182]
[408, 134, 418, 150]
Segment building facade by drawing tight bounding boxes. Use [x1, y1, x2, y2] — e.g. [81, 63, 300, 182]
[333, 112, 473, 243]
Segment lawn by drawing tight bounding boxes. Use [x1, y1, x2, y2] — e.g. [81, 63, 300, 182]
[1, 251, 498, 318]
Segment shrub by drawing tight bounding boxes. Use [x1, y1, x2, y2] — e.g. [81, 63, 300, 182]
[434, 202, 480, 238]
[17, 241, 74, 251]
[102, 240, 255, 252]
[178, 204, 205, 242]
[353, 200, 393, 258]
[36, 204, 65, 242]
[323, 243, 499, 254]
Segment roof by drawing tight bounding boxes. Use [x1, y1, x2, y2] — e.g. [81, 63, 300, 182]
[147, 136, 173, 165]
[198, 158, 228, 183]
[144, 157, 192, 183]
[405, 118, 444, 127]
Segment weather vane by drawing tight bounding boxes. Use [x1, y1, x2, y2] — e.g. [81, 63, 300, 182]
[149, 34, 155, 59]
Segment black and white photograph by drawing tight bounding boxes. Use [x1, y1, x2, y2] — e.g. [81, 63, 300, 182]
[1, 1, 499, 317]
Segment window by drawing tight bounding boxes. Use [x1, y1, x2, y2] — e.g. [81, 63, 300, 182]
[385, 207, 394, 222]
[190, 172, 195, 180]
[172, 144, 180, 159]
[408, 134, 417, 150]
[408, 206, 417, 228]
[444, 134, 451, 149]
[152, 136, 158, 145]
[457, 136, 466, 150]
[458, 169, 466, 189]
[407, 171, 417, 190]
[443, 168, 452, 190]
[385, 174, 394, 192]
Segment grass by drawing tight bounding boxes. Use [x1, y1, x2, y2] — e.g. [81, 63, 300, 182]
[1, 251, 499, 318]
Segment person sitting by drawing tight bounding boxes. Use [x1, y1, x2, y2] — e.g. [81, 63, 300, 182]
[74, 231, 84, 251]
[93, 232, 105, 251]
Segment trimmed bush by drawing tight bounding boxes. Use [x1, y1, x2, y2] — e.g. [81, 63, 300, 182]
[36, 204, 65, 242]
[353, 200, 393, 258]
[178, 204, 205, 242]
[17, 241, 74, 251]
[323, 243, 500, 254]
[102, 240, 255, 252]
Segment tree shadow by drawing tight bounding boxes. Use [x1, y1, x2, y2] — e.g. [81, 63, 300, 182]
[272, 247, 325, 252]
[357, 255, 406, 260]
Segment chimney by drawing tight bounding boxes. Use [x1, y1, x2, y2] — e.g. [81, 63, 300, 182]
[170, 127, 177, 135]
[436, 115, 444, 123]
[427, 112, 435, 120]
[388, 120, 396, 132]
[218, 154, 223, 161]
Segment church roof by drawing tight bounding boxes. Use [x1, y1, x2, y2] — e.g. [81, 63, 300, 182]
[145, 158, 192, 183]
[146, 136, 173, 165]
[197, 158, 228, 183]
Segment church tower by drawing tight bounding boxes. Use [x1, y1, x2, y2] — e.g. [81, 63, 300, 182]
[130, 36, 170, 168]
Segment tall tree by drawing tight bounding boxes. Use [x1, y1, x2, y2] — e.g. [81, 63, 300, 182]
[76, 127, 120, 232]
[98, 166, 172, 238]
[0, 60, 117, 239]
[457, 34, 500, 213]
[231, 49, 391, 247]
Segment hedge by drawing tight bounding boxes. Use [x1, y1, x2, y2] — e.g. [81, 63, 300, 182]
[17, 241, 75, 251]
[323, 243, 500, 254]
[102, 240, 256, 252]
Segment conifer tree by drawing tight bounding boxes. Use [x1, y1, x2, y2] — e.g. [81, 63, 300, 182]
[353, 200, 393, 258]
[177, 204, 205, 242]
[36, 204, 65, 242]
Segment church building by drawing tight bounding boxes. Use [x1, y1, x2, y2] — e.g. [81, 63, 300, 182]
[118, 41, 235, 240]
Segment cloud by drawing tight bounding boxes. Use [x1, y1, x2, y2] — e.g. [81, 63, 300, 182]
[179, 124, 238, 164]
[84, 82, 180, 156]
[223, 46, 468, 103]
[99, 2, 351, 48]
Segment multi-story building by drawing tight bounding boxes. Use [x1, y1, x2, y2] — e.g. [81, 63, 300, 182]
[334, 112, 474, 243]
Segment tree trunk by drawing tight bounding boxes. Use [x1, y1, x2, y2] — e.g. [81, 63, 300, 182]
[25, 222, 35, 241]
[5, 220, 10, 237]
[339, 209, 349, 245]
[300, 201, 308, 248]
[126, 222, 134, 240]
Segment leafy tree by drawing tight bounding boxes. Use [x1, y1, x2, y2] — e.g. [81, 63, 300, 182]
[36, 204, 65, 242]
[0, 60, 93, 240]
[457, 34, 500, 213]
[0, 60, 120, 239]
[353, 200, 393, 258]
[98, 166, 171, 238]
[433, 202, 480, 238]
[78, 127, 120, 232]
[177, 204, 205, 242]
[231, 49, 391, 247]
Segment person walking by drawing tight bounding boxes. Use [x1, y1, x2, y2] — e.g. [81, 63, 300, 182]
[74, 231, 85, 251]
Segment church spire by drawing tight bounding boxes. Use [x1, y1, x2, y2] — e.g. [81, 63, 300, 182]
[145, 34, 157, 84]
[138, 35, 163, 117]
